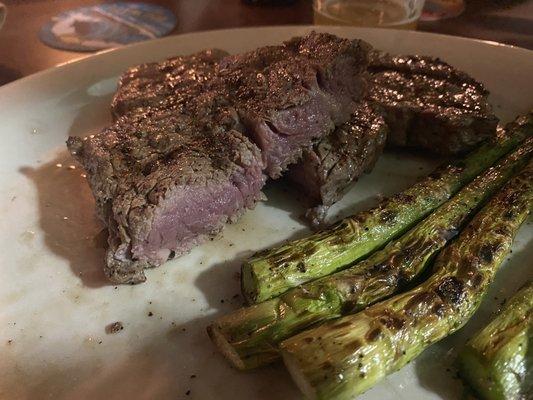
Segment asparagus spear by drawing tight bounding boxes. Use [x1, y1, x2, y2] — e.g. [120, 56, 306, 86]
[280, 160, 533, 400]
[458, 281, 532, 400]
[243, 114, 533, 304]
[208, 138, 533, 370]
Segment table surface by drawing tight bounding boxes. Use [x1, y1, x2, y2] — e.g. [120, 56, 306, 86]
[0, 0, 532, 86]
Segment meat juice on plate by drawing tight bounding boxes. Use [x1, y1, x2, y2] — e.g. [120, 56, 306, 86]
[313, 0, 425, 29]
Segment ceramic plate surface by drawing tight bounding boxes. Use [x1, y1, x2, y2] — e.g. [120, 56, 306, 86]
[0, 26, 531, 400]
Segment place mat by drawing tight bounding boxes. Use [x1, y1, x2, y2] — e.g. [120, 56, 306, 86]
[39, 2, 176, 52]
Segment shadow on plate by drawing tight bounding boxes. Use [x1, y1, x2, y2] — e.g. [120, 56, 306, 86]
[17, 81, 118, 287]
[414, 339, 464, 400]
[193, 176, 318, 309]
[194, 226, 312, 310]
[20, 151, 110, 288]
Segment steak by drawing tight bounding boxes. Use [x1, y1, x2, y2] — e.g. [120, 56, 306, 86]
[286, 52, 497, 225]
[68, 33, 370, 283]
[112, 33, 371, 178]
[68, 110, 265, 284]
[222, 34, 370, 177]
[369, 52, 498, 155]
[287, 102, 387, 226]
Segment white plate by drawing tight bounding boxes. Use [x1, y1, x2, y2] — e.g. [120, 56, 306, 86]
[0, 26, 531, 400]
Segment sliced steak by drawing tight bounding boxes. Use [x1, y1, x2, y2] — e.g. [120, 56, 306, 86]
[369, 53, 498, 155]
[221, 33, 370, 177]
[113, 33, 371, 178]
[286, 53, 496, 225]
[68, 32, 370, 283]
[68, 110, 264, 284]
[287, 102, 388, 225]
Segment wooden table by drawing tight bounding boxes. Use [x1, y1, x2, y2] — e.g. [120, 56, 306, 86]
[0, 0, 532, 86]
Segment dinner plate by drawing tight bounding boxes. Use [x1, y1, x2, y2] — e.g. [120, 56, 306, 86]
[0, 26, 531, 400]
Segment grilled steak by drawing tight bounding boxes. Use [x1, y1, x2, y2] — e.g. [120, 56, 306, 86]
[287, 102, 387, 225]
[68, 111, 265, 284]
[286, 52, 497, 225]
[112, 33, 370, 178]
[68, 33, 370, 283]
[369, 53, 498, 155]
[223, 34, 369, 177]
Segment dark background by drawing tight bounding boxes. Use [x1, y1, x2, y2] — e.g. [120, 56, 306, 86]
[1, 0, 532, 85]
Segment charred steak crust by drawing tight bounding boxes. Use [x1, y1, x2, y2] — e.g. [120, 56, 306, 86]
[68, 33, 371, 284]
[111, 49, 230, 119]
[368, 51, 487, 91]
[368, 52, 498, 155]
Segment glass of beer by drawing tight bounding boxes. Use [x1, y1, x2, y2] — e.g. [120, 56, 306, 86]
[314, 0, 426, 29]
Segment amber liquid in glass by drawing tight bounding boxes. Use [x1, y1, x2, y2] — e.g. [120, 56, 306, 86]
[314, 0, 419, 29]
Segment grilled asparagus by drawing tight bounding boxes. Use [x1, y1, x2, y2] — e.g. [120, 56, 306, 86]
[280, 160, 533, 400]
[208, 138, 533, 370]
[242, 114, 533, 304]
[458, 281, 532, 400]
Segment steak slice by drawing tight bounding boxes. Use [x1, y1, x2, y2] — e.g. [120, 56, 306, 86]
[68, 33, 370, 283]
[68, 109, 265, 284]
[220, 33, 370, 177]
[369, 53, 498, 155]
[287, 102, 388, 226]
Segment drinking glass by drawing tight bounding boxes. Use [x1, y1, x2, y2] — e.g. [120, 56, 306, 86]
[313, 0, 426, 29]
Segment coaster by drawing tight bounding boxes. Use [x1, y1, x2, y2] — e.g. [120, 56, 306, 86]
[39, 2, 176, 52]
